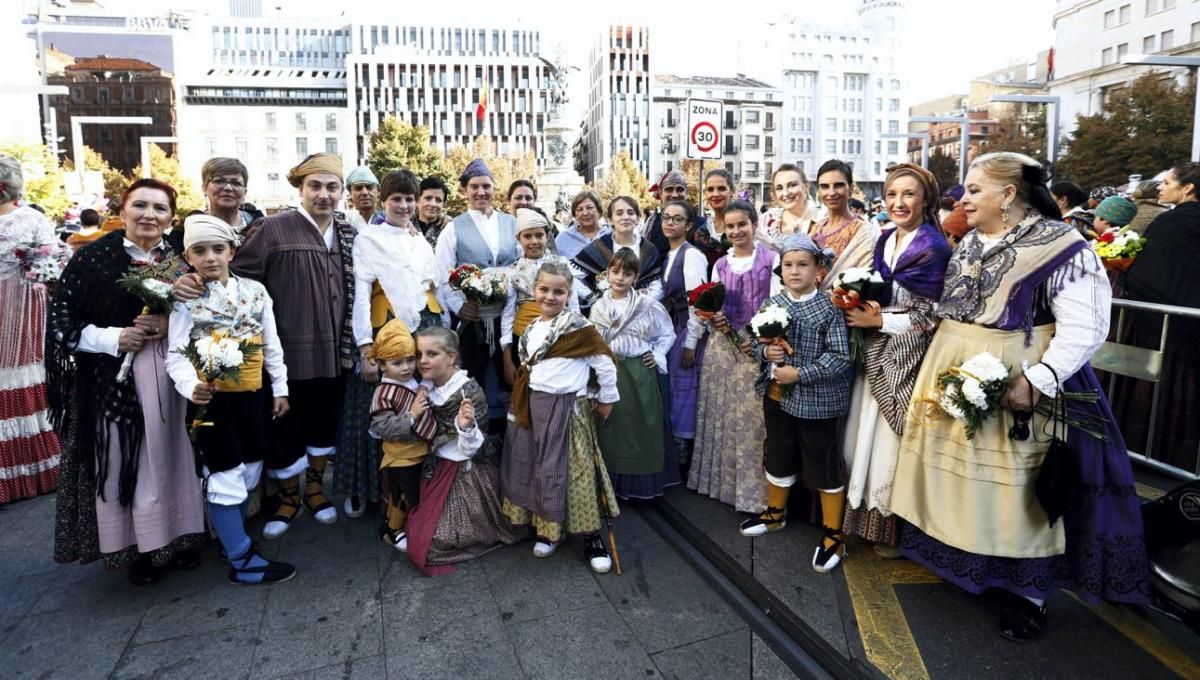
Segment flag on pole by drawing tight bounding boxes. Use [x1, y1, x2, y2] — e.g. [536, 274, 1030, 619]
[1047, 48, 1055, 82]
[476, 78, 489, 122]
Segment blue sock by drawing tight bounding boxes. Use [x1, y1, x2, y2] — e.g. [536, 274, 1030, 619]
[208, 502, 266, 583]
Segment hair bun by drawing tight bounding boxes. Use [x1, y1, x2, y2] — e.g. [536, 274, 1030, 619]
[1021, 161, 1052, 186]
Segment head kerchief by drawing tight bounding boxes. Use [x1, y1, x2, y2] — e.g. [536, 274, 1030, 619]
[345, 166, 379, 187]
[287, 153, 344, 188]
[516, 207, 550, 236]
[459, 158, 493, 185]
[780, 232, 834, 267]
[371, 318, 416, 361]
[184, 213, 239, 250]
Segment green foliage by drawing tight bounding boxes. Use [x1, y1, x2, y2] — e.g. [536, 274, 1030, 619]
[980, 106, 1048, 159]
[595, 150, 653, 212]
[365, 116, 451, 185]
[81, 146, 130, 206]
[1058, 74, 1194, 188]
[445, 136, 538, 214]
[133, 145, 204, 219]
[927, 148, 960, 194]
[0, 142, 70, 222]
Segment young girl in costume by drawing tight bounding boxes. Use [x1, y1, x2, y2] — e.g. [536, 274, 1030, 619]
[500, 208, 586, 385]
[500, 261, 621, 573]
[741, 233, 853, 574]
[337, 169, 440, 520]
[590, 250, 678, 499]
[687, 200, 779, 514]
[367, 318, 437, 552]
[166, 214, 295, 584]
[658, 200, 709, 470]
[404, 327, 522, 575]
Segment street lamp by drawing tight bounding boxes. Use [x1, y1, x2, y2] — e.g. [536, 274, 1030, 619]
[69, 116, 152, 175]
[140, 136, 180, 178]
[910, 115, 972, 181]
[989, 94, 1061, 165]
[1121, 54, 1200, 162]
[882, 132, 930, 167]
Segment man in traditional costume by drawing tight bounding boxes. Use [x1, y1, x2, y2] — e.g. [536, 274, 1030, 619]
[344, 165, 381, 231]
[175, 152, 357, 539]
[433, 158, 520, 435]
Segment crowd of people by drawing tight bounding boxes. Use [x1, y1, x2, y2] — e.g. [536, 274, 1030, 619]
[3, 147, 1198, 642]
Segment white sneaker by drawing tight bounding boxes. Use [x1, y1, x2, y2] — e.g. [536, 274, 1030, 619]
[312, 505, 338, 525]
[343, 495, 365, 519]
[584, 533, 612, 574]
[532, 540, 559, 558]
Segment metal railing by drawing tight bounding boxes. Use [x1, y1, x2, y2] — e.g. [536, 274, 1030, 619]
[1092, 298, 1200, 480]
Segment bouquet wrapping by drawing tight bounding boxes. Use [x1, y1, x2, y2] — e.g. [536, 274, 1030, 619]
[173, 330, 263, 441]
[830, 266, 887, 370]
[689, 282, 746, 357]
[449, 263, 507, 309]
[1089, 227, 1145, 274]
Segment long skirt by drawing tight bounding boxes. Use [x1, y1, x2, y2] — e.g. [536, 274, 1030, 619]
[666, 325, 707, 440]
[55, 340, 207, 568]
[891, 320, 1150, 604]
[407, 455, 523, 576]
[0, 278, 60, 504]
[501, 392, 620, 535]
[841, 377, 900, 545]
[687, 334, 767, 514]
[332, 367, 382, 502]
[599, 358, 679, 499]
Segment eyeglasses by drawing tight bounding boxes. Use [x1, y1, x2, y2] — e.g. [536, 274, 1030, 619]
[209, 178, 246, 190]
[663, 215, 689, 226]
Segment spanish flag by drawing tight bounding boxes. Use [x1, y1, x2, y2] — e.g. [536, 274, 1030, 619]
[475, 78, 488, 122]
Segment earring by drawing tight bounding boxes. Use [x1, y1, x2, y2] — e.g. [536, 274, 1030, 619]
[1001, 204, 1011, 223]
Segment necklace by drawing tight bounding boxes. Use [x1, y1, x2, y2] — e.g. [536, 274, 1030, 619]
[811, 215, 856, 249]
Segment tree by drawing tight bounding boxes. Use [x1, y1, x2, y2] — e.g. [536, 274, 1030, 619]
[0, 141, 70, 222]
[444, 136, 538, 214]
[595, 150, 653, 211]
[1058, 73, 1194, 188]
[132, 144, 204, 219]
[927, 148, 960, 193]
[979, 105, 1048, 159]
[364, 116, 451, 184]
[81, 146, 130, 207]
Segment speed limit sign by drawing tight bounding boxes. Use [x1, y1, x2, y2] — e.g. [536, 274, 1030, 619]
[686, 98, 723, 160]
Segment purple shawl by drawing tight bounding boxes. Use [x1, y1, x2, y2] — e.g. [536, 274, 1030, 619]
[872, 223, 952, 306]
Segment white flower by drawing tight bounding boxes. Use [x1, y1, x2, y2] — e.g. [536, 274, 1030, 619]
[944, 382, 959, 399]
[750, 304, 790, 335]
[939, 396, 966, 421]
[837, 267, 874, 284]
[142, 279, 173, 297]
[961, 378, 988, 409]
[868, 270, 885, 284]
[959, 352, 1009, 383]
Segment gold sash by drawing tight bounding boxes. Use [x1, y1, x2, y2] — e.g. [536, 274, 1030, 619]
[512, 300, 541, 339]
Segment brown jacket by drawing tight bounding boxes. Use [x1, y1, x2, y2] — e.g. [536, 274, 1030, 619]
[232, 209, 352, 381]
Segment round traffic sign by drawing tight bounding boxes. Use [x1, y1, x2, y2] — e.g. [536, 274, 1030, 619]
[691, 121, 718, 153]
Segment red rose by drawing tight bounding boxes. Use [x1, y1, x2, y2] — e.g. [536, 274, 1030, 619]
[1098, 231, 1115, 243]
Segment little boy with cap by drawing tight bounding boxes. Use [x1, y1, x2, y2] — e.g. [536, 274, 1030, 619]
[1093, 195, 1137, 235]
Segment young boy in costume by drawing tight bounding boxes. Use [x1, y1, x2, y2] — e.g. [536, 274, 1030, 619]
[167, 214, 295, 584]
[742, 232, 854, 574]
[367, 318, 437, 551]
[500, 261, 621, 573]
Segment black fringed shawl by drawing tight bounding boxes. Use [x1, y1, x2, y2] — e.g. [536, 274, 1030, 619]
[46, 229, 183, 507]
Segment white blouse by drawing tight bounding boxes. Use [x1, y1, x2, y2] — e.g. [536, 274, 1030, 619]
[523, 316, 620, 403]
[590, 293, 676, 373]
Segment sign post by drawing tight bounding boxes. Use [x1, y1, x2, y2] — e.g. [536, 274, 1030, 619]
[686, 98, 724, 211]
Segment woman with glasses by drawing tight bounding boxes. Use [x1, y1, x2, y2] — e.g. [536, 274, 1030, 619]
[200, 158, 255, 237]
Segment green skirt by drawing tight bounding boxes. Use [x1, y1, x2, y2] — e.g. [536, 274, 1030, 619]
[597, 356, 665, 476]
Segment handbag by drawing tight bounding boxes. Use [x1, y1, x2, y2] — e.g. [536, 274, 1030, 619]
[1033, 365, 1082, 528]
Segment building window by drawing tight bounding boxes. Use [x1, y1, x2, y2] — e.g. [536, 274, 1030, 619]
[888, 120, 900, 133]
[746, 110, 760, 124]
[874, 140, 881, 154]
[887, 141, 899, 155]
[825, 139, 837, 154]
[874, 162, 881, 176]
[266, 137, 278, 161]
[265, 112, 276, 131]
[746, 134, 759, 149]
[1143, 35, 1156, 53]
[1103, 9, 1115, 28]
[206, 137, 218, 156]
[1117, 42, 1129, 60]
[1102, 47, 1114, 65]
[889, 98, 900, 112]
[1119, 4, 1131, 24]
[325, 137, 338, 154]
[325, 113, 337, 131]
[236, 137, 248, 159]
[296, 137, 308, 159]
[746, 162, 759, 175]
[1193, 22, 1200, 43]
[296, 113, 307, 131]
[1161, 30, 1174, 49]
[825, 117, 837, 132]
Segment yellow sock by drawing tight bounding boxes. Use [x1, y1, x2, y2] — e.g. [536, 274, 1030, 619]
[762, 484, 790, 524]
[819, 489, 846, 549]
[386, 499, 408, 533]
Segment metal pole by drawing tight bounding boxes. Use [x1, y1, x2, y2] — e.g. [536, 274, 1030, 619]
[959, 119, 969, 181]
[698, 159, 704, 213]
[1193, 78, 1200, 161]
[920, 137, 928, 168]
[37, 19, 52, 152]
[1047, 102, 1059, 165]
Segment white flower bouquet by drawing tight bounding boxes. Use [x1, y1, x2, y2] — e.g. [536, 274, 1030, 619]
[449, 263, 507, 306]
[173, 330, 263, 441]
[13, 241, 70, 284]
[830, 266, 888, 370]
[115, 255, 189, 382]
[933, 352, 1011, 440]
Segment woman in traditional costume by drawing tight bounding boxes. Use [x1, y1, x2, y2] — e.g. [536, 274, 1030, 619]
[0, 155, 63, 504]
[687, 200, 779, 514]
[405, 327, 522, 575]
[501, 261, 621, 573]
[889, 152, 1150, 641]
[759, 163, 821, 252]
[688, 169, 737, 271]
[555, 190, 610, 261]
[49, 179, 207, 584]
[659, 200, 709, 470]
[571, 196, 664, 303]
[808, 160, 879, 291]
[337, 169, 440, 519]
[590, 250, 677, 499]
[840, 164, 952, 553]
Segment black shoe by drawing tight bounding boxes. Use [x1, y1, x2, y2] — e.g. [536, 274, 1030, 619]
[998, 598, 1048, 642]
[170, 547, 203, 571]
[583, 533, 612, 574]
[228, 548, 297, 585]
[812, 528, 845, 574]
[127, 556, 162, 586]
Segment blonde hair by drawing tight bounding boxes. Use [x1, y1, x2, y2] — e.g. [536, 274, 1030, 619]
[415, 326, 460, 366]
[970, 152, 1043, 208]
[535, 261, 573, 286]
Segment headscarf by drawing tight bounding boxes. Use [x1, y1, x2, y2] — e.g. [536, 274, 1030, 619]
[944, 184, 965, 203]
[371, 318, 415, 361]
[183, 213, 239, 250]
[649, 170, 687, 198]
[459, 158, 493, 185]
[780, 232, 834, 268]
[885, 163, 941, 228]
[942, 203, 970, 239]
[516, 207, 550, 236]
[1089, 186, 1118, 203]
[1095, 195, 1137, 227]
[345, 166, 379, 187]
[287, 153, 343, 188]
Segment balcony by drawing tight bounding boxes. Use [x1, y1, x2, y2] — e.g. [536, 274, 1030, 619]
[723, 116, 738, 130]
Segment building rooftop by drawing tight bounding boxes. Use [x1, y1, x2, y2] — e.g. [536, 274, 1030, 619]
[66, 56, 164, 73]
[655, 74, 777, 89]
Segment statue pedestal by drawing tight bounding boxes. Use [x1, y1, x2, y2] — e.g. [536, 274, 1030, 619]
[538, 115, 585, 222]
